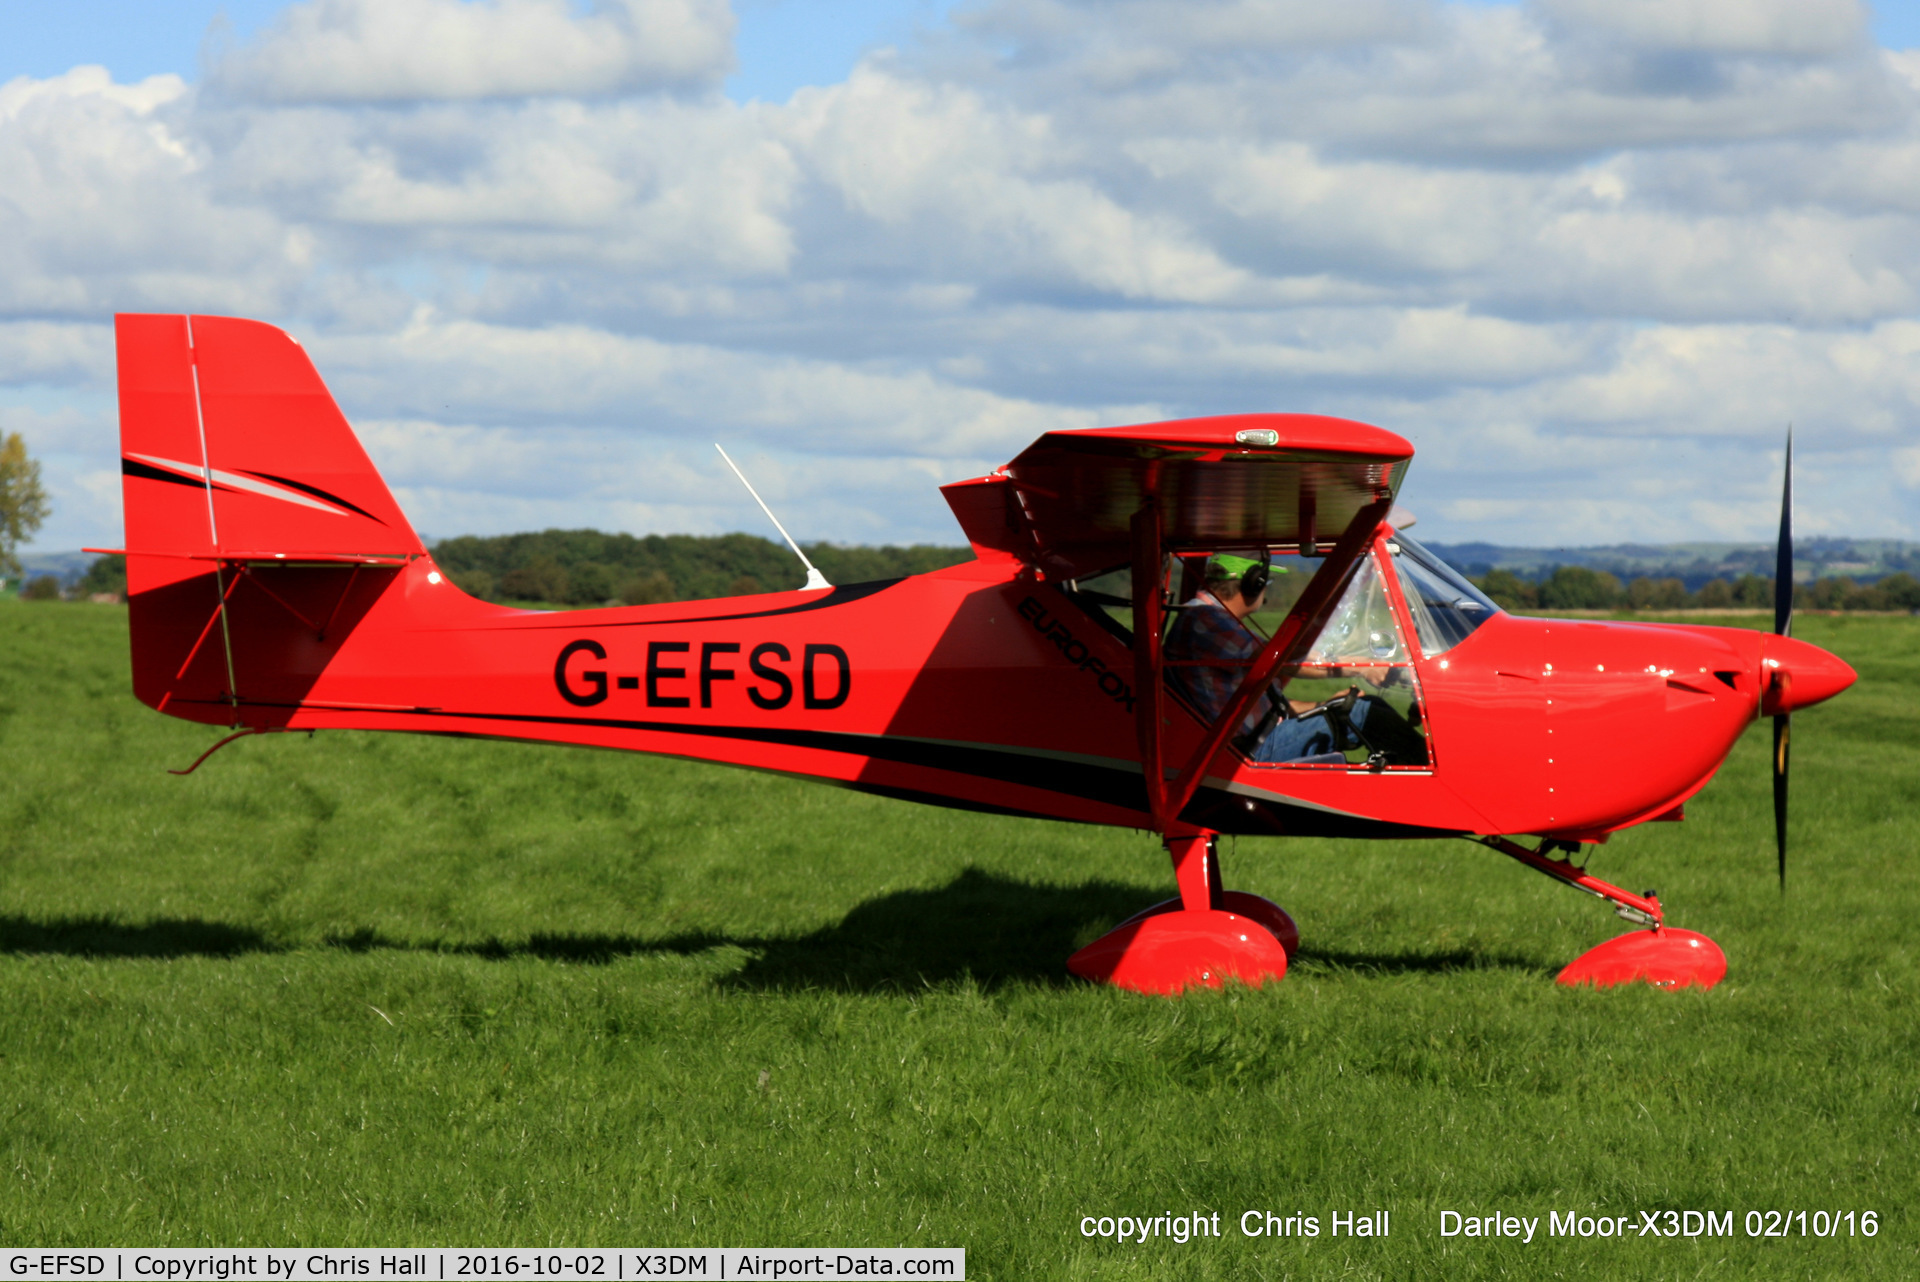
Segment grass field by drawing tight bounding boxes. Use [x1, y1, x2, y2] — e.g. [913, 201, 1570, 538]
[1, 600, 1915, 1278]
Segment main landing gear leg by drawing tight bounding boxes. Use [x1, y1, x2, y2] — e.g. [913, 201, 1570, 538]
[1067, 826, 1299, 995]
[1477, 836, 1727, 990]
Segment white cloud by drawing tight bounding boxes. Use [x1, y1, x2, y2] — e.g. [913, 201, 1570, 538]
[937, 3, 1908, 160]
[7, 0, 1920, 551]
[1894, 448, 1920, 489]
[959, 0, 1439, 54]
[206, 97, 801, 275]
[208, 0, 734, 102]
[0, 65, 188, 120]
[0, 402, 109, 454]
[1890, 49, 1920, 92]
[0, 68, 307, 318]
[313, 315, 1142, 459]
[0, 321, 114, 385]
[371, 427, 994, 542]
[1536, 0, 1869, 58]
[782, 68, 1259, 303]
[945, 0, 1442, 96]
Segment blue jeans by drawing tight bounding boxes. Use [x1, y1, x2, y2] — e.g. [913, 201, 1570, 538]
[1251, 698, 1372, 764]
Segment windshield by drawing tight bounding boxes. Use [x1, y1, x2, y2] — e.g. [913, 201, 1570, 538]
[1297, 554, 1408, 668]
[1386, 533, 1499, 658]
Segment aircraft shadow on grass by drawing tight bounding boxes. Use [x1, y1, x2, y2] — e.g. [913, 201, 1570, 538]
[1290, 944, 1552, 978]
[331, 867, 1161, 992]
[1, 871, 1552, 987]
[0, 914, 272, 958]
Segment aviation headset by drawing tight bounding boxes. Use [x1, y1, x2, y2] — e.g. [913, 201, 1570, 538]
[1207, 550, 1273, 604]
[1242, 550, 1271, 603]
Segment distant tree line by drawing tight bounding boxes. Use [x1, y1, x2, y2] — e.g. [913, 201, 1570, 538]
[11, 553, 128, 601]
[31, 541, 1920, 614]
[1473, 565, 1920, 613]
[428, 529, 973, 606]
[73, 554, 126, 599]
[24, 536, 975, 605]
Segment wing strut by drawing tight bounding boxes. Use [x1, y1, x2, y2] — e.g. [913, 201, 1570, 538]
[1129, 503, 1169, 830]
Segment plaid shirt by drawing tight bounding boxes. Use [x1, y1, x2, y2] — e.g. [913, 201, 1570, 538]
[1164, 590, 1260, 723]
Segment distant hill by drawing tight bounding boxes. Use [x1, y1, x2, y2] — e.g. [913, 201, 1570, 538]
[1420, 538, 1920, 589]
[16, 550, 96, 584]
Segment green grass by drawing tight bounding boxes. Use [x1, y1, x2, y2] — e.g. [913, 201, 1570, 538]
[1, 600, 1916, 1278]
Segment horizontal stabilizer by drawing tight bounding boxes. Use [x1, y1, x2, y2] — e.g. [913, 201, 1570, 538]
[142, 550, 416, 567]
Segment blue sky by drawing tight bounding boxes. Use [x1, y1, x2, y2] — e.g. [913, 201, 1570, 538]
[4, 1, 1916, 96]
[4, 0, 964, 102]
[4, 0, 1920, 552]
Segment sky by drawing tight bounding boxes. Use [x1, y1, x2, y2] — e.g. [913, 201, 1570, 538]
[5, 0, 1920, 554]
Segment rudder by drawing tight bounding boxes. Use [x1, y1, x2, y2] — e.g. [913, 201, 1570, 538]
[116, 314, 426, 724]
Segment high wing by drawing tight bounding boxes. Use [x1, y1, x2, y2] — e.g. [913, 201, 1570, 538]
[940, 413, 1413, 580]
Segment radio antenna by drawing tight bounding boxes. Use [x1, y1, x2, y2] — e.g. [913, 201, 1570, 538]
[714, 444, 832, 591]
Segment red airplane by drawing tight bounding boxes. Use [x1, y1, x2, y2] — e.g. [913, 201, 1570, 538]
[106, 314, 1857, 994]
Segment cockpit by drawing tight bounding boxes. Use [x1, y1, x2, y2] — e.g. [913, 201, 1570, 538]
[1061, 531, 1498, 769]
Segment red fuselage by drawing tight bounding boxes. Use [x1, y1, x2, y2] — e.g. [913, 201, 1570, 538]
[135, 532, 1852, 845]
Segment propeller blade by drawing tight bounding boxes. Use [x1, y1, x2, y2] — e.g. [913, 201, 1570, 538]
[1773, 712, 1789, 889]
[1773, 426, 1792, 889]
[1775, 427, 1792, 639]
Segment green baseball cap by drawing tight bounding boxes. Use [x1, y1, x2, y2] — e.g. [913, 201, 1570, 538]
[1205, 554, 1286, 581]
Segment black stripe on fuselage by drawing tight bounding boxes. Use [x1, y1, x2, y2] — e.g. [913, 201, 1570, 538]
[416, 706, 1150, 812]
[501, 577, 907, 630]
[209, 695, 1458, 839]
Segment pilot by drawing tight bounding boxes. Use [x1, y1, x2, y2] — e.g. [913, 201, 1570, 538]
[1164, 553, 1369, 764]
[1164, 553, 1269, 722]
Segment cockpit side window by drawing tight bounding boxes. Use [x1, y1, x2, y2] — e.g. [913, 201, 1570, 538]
[1060, 565, 1135, 645]
[1250, 551, 1430, 768]
[1293, 553, 1407, 670]
[1387, 534, 1500, 658]
[1144, 547, 1432, 770]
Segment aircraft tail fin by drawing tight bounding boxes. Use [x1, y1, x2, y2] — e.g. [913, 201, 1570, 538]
[117, 314, 422, 562]
[115, 314, 427, 724]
